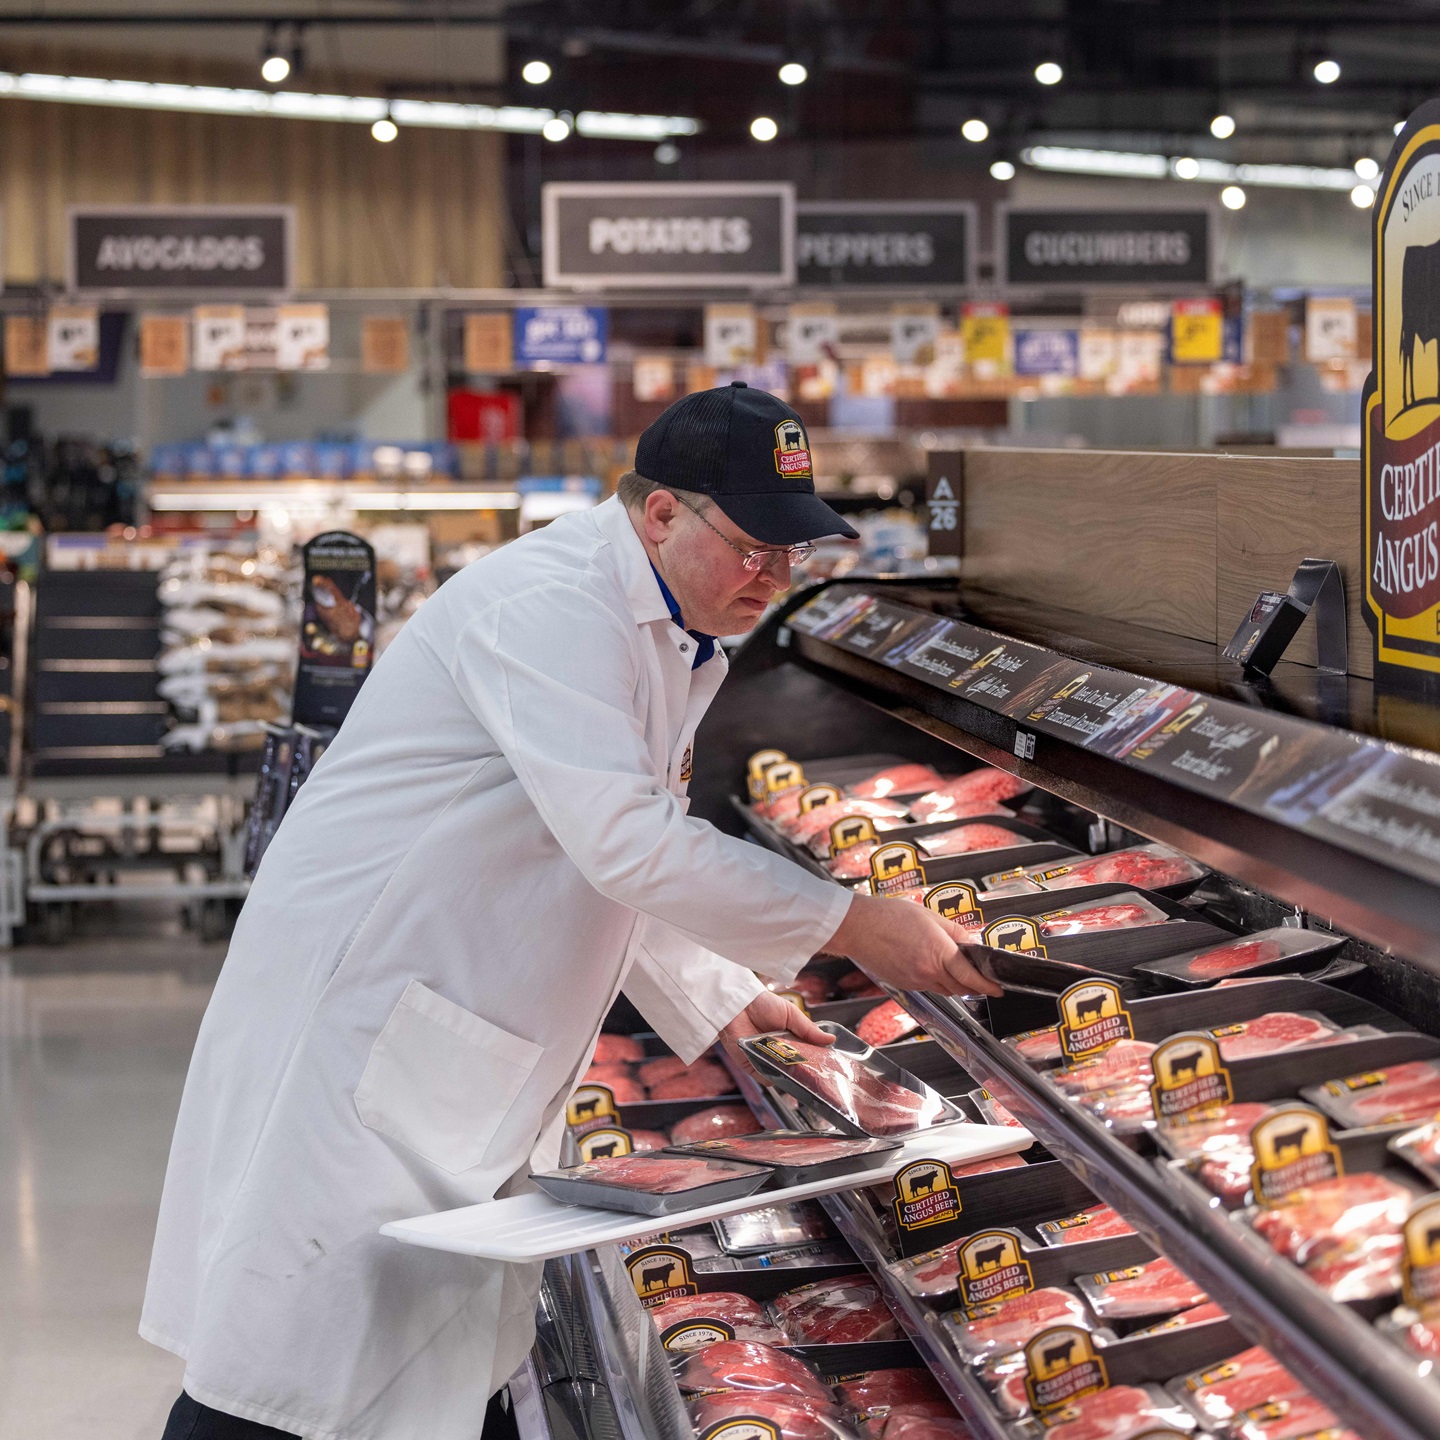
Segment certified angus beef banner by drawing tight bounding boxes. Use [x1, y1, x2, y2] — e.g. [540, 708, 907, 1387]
[1364, 99, 1440, 690]
[293, 533, 377, 727]
[998, 207, 1212, 287]
[69, 206, 293, 294]
[543, 182, 794, 288]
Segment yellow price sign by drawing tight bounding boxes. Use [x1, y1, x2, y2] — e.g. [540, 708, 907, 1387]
[1171, 299, 1224, 364]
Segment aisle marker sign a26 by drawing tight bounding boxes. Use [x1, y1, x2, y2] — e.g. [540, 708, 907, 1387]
[1364, 99, 1440, 687]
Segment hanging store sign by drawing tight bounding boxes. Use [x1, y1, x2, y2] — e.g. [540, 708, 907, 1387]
[795, 202, 974, 287]
[543, 182, 795, 288]
[68, 205, 293, 294]
[513, 306, 608, 366]
[998, 207, 1212, 287]
[1364, 98, 1440, 686]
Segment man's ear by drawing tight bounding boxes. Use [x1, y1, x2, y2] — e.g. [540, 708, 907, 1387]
[642, 489, 681, 544]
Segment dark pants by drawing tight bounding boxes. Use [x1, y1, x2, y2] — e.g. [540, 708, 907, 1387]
[162, 1387, 521, 1440]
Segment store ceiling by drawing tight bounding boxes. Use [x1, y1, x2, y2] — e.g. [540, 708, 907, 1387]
[0, 1, 1435, 164]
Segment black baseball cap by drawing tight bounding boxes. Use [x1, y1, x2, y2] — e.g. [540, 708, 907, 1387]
[634, 381, 858, 545]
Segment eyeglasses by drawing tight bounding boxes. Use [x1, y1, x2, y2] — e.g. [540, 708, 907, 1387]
[676, 497, 816, 573]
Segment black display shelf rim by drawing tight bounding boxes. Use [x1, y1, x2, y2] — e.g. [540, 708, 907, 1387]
[901, 987, 1440, 1440]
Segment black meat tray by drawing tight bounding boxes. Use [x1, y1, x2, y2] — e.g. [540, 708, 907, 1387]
[741, 1021, 970, 1139]
[532, 1157, 772, 1216]
[1133, 924, 1349, 989]
[665, 1130, 903, 1188]
[781, 1339, 921, 1375]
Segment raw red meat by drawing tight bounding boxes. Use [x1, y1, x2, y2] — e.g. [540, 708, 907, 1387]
[1394, 1120, 1440, 1169]
[698, 1133, 890, 1167]
[1250, 1172, 1413, 1267]
[1024, 844, 1204, 893]
[758, 1037, 944, 1135]
[877, 1413, 976, 1440]
[757, 789, 807, 825]
[1038, 1385, 1185, 1440]
[647, 1059, 736, 1099]
[1198, 1149, 1256, 1206]
[893, 1241, 963, 1299]
[769, 971, 834, 1006]
[580, 1071, 645, 1103]
[785, 798, 908, 846]
[919, 823, 1025, 858]
[669, 1106, 764, 1146]
[950, 1153, 1026, 1177]
[856, 999, 923, 1047]
[585, 1061, 637, 1088]
[1304, 1230, 1405, 1300]
[838, 970, 887, 999]
[776, 1276, 901, 1344]
[650, 1291, 784, 1344]
[827, 842, 889, 880]
[1231, 1394, 1340, 1440]
[689, 1391, 838, 1440]
[552, 1153, 762, 1193]
[1077, 1083, 1155, 1128]
[1038, 1204, 1135, 1244]
[637, 1055, 688, 1088]
[676, 1340, 834, 1403]
[1008, 1026, 1063, 1063]
[772, 1272, 870, 1317]
[908, 797, 1011, 826]
[1399, 1303, 1440, 1359]
[594, 1034, 644, 1063]
[1321, 1060, 1440, 1126]
[1210, 1011, 1338, 1060]
[627, 1129, 669, 1152]
[909, 768, 1028, 816]
[1038, 902, 1168, 938]
[847, 764, 946, 799]
[1158, 1103, 1274, 1159]
[1185, 937, 1290, 978]
[1130, 1299, 1228, 1335]
[1051, 1040, 1157, 1094]
[950, 1287, 1089, 1356]
[1084, 1256, 1208, 1317]
[1181, 1346, 1307, 1426]
[835, 1369, 946, 1416]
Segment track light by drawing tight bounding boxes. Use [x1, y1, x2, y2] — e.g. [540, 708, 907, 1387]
[778, 62, 808, 86]
[542, 114, 571, 141]
[990, 159, 1015, 180]
[1034, 61, 1063, 86]
[1210, 113, 1235, 139]
[1354, 156, 1379, 181]
[1351, 184, 1375, 208]
[371, 116, 397, 143]
[750, 115, 778, 142]
[522, 59, 551, 85]
[260, 27, 290, 85]
[961, 118, 989, 143]
[1221, 185, 1246, 210]
[1313, 58, 1340, 84]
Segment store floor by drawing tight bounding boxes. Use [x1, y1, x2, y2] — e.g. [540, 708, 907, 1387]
[0, 907, 224, 1440]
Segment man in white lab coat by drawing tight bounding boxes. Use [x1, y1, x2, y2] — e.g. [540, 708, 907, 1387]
[143, 382, 999, 1440]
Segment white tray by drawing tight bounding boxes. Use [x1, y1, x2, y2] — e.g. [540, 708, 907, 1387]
[379, 1122, 1032, 1264]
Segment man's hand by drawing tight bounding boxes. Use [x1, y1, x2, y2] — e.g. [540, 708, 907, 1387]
[719, 988, 834, 1078]
[823, 893, 1004, 999]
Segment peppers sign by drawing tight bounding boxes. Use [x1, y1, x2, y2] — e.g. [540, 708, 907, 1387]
[1365, 99, 1440, 686]
[68, 206, 293, 294]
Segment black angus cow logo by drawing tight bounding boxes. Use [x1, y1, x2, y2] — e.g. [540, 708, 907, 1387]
[1271, 1125, 1308, 1161]
[1400, 1196, 1440, 1306]
[1041, 1335, 1076, 1369]
[1401, 238, 1440, 408]
[625, 1245, 699, 1307]
[1170, 1048, 1204, 1081]
[1023, 1324, 1108, 1410]
[909, 1170, 939, 1196]
[893, 1159, 961, 1231]
[1074, 993, 1107, 1023]
[971, 1240, 1008, 1272]
[640, 1258, 676, 1290]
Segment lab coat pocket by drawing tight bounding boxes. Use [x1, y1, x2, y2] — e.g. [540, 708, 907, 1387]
[354, 979, 543, 1175]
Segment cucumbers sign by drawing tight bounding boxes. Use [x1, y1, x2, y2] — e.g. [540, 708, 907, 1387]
[1365, 99, 1440, 685]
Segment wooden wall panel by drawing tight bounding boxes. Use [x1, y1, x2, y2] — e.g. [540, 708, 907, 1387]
[0, 96, 505, 289]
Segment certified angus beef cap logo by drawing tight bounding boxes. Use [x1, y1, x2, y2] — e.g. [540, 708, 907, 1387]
[1365, 100, 1440, 680]
[982, 917, 1047, 957]
[1058, 979, 1134, 1061]
[1022, 1324, 1108, 1413]
[566, 1083, 618, 1130]
[957, 1228, 1034, 1311]
[773, 419, 813, 478]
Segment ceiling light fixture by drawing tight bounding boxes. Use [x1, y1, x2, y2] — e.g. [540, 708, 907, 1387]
[1354, 156, 1380, 181]
[990, 159, 1015, 180]
[1395, 119, 1407, 135]
[654, 141, 679, 164]
[521, 59, 552, 85]
[1023, 145, 1368, 194]
[260, 27, 290, 85]
[750, 115, 778, 141]
[1173, 157, 1201, 180]
[371, 115, 397, 143]
[1034, 61, 1063, 86]
[961, 118, 989, 142]
[1210, 113, 1235, 139]
[1313, 58, 1341, 84]
[1221, 185, 1246, 209]
[778, 62, 808, 86]
[542, 114, 571, 141]
[1351, 184, 1375, 208]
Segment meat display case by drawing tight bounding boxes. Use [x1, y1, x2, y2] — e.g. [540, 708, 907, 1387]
[671, 577, 1440, 1440]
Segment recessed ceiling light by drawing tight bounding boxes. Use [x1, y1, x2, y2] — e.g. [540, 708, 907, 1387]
[1354, 156, 1380, 181]
[1313, 58, 1341, 84]
[750, 115, 779, 142]
[522, 60, 552, 85]
[1034, 61, 1063, 86]
[961, 118, 989, 142]
[1221, 185, 1246, 209]
[1351, 183, 1375, 208]
[542, 115, 571, 141]
[1174, 157, 1201, 179]
[778, 62, 808, 86]
[990, 159, 1016, 180]
[1210, 113, 1235, 139]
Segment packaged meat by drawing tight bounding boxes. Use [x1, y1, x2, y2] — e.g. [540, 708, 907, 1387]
[1128, 1300, 1227, 1335]
[969, 1088, 1024, 1128]
[1037, 895, 1172, 938]
[1076, 1256, 1208, 1318]
[942, 1286, 1091, 1360]
[713, 1202, 832, 1255]
[785, 798, 908, 848]
[742, 1029, 964, 1137]
[1377, 1300, 1440, 1362]
[628, 1128, 670, 1152]
[769, 972, 835, 1007]
[1307, 1060, 1440, 1129]
[1074, 1083, 1157, 1132]
[839, 971, 887, 1000]
[774, 1275, 902, 1344]
[1209, 1011, 1341, 1061]
[908, 768, 1029, 820]
[875, 1413, 976, 1440]
[951, 1152, 1027, 1177]
[828, 843, 895, 881]
[1155, 1103, 1276, 1161]
[1228, 1394, 1341, 1440]
[649, 1291, 785, 1345]
[723, 1241, 855, 1272]
[1137, 926, 1345, 987]
[648, 1059, 737, 1100]
[834, 1368, 946, 1417]
[689, 1390, 838, 1440]
[856, 1000, 924, 1048]
[1174, 1345, 1307, 1427]
[594, 1034, 644, 1063]
[1303, 1231, 1405, 1301]
[846, 763, 946, 800]
[672, 1131, 901, 1188]
[1034, 1204, 1136, 1246]
[1197, 1148, 1258, 1207]
[978, 1351, 1032, 1418]
[579, 1070, 645, 1104]
[532, 1152, 771, 1215]
[670, 1106, 764, 1146]
[676, 1340, 836, 1403]
[1035, 1384, 1197, 1440]
[917, 823, 1029, 859]
[638, 1055, 689, 1088]
[1049, 1040, 1158, 1095]
[888, 1239, 967, 1301]
[1006, 1026, 1063, 1065]
[982, 843, 1206, 895]
[1389, 1119, 1440, 1187]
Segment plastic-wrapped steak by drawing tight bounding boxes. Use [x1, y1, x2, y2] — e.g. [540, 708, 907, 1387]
[1229, 1394, 1342, 1440]
[540, 1153, 764, 1194]
[1078, 1256, 1208, 1318]
[688, 1390, 839, 1440]
[1038, 899, 1170, 937]
[774, 1275, 901, 1344]
[1035, 1204, 1135, 1246]
[846, 763, 946, 800]
[1178, 1345, 1307, 1427]
[945, 1287, 1090, 1359]
[1033, 1384, 1197, 1440]
[875, 1413, 976, 1440]
[675, 1340, 834, 1403]
[1209, 1011, 1340, 1061]
[650, 1291, 784, 1344]
[834, 1368, 947, 1416]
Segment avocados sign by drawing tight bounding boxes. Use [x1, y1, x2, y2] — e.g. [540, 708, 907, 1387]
[1365, 100, 1440, 684]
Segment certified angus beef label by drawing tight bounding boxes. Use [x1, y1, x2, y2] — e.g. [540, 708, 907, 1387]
[70, 206, 293, 293]
[293, 532, 377, 728]
[1364, 100, 1440, 685]
[999, 207, 1212, 287]
[796, 203, 974, 287]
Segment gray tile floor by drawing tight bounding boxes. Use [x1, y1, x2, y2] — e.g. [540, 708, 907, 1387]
[0, 922, 224, 1440]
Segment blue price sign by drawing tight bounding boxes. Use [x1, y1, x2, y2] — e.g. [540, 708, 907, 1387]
[513, 306, 608, 365]
[1014, 328, 1079, 378]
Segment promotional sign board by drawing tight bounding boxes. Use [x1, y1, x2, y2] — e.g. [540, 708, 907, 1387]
[69, 205, 293, 294]
[513, 306, 608, 365]
[796, 202, 974, 287]
[1014, 328, 1079, 378]
[998, 207, 1212, 287]
[1364, 99, 1440, 686]
[293, 532, 377, 728]
[543, 182, 795, 288]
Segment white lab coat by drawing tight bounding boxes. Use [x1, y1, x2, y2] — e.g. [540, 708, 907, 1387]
[140, 497, 849, 1440]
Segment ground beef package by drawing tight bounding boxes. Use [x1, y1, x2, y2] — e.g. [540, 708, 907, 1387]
[1035, 894, 1171, 938]
[845, 763, 947, 800]
[907, 767, 1029, 820]
[982, 842, 1205, 898]
[670, 1106, 764, 1146]
[855, 999, 924, 1048]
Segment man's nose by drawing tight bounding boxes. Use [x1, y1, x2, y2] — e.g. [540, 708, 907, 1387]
[760, 552, 791, 589]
